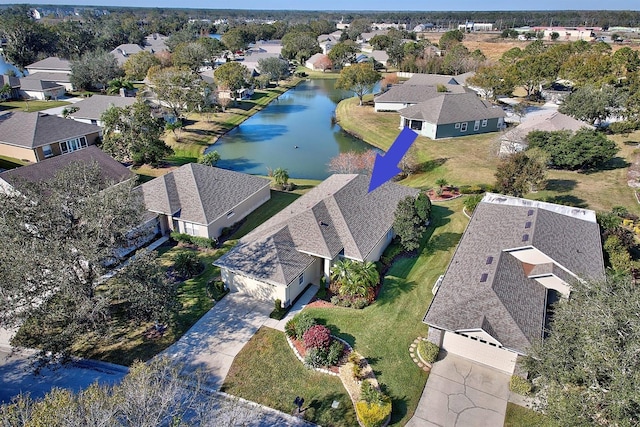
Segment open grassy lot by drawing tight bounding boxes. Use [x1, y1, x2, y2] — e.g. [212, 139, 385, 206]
[504, 403, 553, 427]
[223, 198, 468, 426]
[222, 327, 358, 427]
[0, 99, 70, 112]
[336, 95, 640, 213]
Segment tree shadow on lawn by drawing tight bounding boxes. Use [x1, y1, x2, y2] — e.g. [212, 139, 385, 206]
[420, 157, 448, 174]
[306, 391, 357, 426]
[580, 156, 631, 174]
[539, 194, 588, 208]
[375, 277, 418, 307]
[421, 232, 463, 257]
[545, 179, 577, 192]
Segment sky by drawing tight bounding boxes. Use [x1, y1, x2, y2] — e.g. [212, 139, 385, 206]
[4, 0, 640, 11]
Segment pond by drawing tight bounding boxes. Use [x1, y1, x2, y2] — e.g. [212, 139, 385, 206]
[0, 56, 22, 76]
[209, 79, 379, 180]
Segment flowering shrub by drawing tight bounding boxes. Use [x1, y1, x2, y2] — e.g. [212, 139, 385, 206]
[303, 324, 331, 350]
[356, 396, 392, 427]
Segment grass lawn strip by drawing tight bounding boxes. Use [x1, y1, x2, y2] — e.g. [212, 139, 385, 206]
[0, 99, 70, 112]
[336, 95, 640, 213]
[504, 402, 553, 426]
[224, 199, 467, 426]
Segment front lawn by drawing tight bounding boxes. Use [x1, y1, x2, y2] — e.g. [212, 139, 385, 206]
[223, 327, 358, 426]
[504, 403, 553, 427]
[0, 99, 70, 112]
[223, 198, 468, 426]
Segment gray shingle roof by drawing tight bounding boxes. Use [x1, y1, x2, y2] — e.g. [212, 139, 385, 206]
[423, 193, 604, 354]
[0, 111, 101, 149]
[25, 57, 71, 72]
[0, 145, 131, 186]
[0, 75, 20, 88]
[21, 72, 71, 83]
[111, 44, 144, 66]
[375, 84, 469, 104]
[501, 111, 592, 145]
[18, 78, 64, 92]
[215, 174, 418, 286]
[399, 93, 506, 124]
[404, 73, 463, 86]
[138, 164, 270, 226]
[69, 95, 136, 121]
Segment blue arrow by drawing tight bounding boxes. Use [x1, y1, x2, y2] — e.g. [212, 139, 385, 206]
[368, 127, 418, 193]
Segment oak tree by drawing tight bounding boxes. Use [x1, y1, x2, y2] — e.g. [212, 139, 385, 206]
[335, 63, 381, 106]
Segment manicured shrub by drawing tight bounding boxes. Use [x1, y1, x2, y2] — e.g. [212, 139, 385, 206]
[361, 381, 385, 405]
[190, 236, 216, 248]
[380, 238, 404, 265]
[304, 347, 327, 368]
[284, 318, 297, 339]
[352, 362, 363, 380]
[330, 296, 341, 306]
[356, 397, 392, 427]
[417, 340, 439, 364]
[173, 251, 203, 279]
[326, 340, 345, 366]
[274, 299, 282, 310]
[463, 194, 483, 214]
[338, 298, 351, 308]
[303, 324, 332, 350]
[608, 120, 639, 135]
[170, 231, 191, 244]
[207, 279, 227, 301]
[293, 312, 316, 340]
[348, 351, 360, 365]
[352, 298, 368, 309]
[509, 375, 533, 395]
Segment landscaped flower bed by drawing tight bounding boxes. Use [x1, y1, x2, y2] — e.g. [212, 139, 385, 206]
[426, 186, 462, 201]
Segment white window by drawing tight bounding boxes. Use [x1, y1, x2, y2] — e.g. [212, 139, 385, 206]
[183, 222, 199, 236]
[474, 120, 480, 131]
[482, 119, 488, 127]
[60, 136, 88, 154]
[42, 144, 53, 158]
[454, 123, 460, 129]
[298, 274, 304, 285]
[460, 123, 467, 132]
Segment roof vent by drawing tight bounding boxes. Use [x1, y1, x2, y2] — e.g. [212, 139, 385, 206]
[527, 209, 534, 216]
[319, 221, 329, 227]
[480, 273, 488, 283]
[522, 234, 529, 242]
[486, 256, 493, 265]
[525, 221, 532, 229]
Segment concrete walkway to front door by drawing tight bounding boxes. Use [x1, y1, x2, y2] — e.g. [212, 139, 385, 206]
[161, 293, 273, 390]
[407, 353, 511, 427]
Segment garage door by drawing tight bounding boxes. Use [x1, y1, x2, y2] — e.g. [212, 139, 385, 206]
[442, 332, 517, 374]
[224, 271, 280, 302]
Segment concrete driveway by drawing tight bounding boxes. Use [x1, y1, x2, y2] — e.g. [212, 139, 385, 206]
[407, 353, 511, 427]
[161, 293, 273, 389]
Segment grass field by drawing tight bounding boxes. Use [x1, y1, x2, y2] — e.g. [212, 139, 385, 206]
[0, 99, 70, 112]
[223, 198, 468, 426]
[336, 95, 640, 213]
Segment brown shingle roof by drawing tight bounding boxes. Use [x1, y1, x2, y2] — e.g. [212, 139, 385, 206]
[423, 193, 605, 354]
[215, 174, 418, 286]
[399, 93, 506, 124]
[0, 111, 101, 149]
[0, 145, 131, 186]
[138, 164, 270, 226]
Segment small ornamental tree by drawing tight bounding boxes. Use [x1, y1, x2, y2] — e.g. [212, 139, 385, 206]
[303, 324, 332, 350]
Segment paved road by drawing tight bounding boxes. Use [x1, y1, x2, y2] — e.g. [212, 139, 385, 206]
[407, 353, 511, 427]
[0, 348, 127, 404]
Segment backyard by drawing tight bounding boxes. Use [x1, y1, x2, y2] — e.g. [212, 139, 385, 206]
[336, 95, 640, 213]
[0, 99, 70, 113]
[223, 198, 468, 426]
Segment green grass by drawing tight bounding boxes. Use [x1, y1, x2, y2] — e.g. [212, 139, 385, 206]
[0, 155, 27, 170]
[223, 198, 468, 426]
[504, 403, 553, 427]
[0, 99, 70, 112]
[222, 327, 358, 427]
[295, 65, 341, 79]
[336, 96, 640, 213]
[231, 190, 301, 239]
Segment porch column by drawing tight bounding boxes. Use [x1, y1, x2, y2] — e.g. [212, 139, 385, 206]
[399, 115, 404, 129]
[323, 258, 331, 286]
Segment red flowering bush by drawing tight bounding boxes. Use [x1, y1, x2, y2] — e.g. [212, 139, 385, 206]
[303, 324, 331, 350]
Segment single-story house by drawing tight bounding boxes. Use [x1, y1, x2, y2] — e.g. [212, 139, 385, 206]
[500, 111, 592, 154]
[240, 51, 283, 76]
[404, 73, 465, 87]
[247, 40, 283, 55]
[375, 83, 471, 112]
[0, 75, 21, 100]
[138, 163, 271, 240]
[305, 53, 331, 71]
[423, 193, 605, 373]
[358, 30, 388, 43]
[21, 72, 73, 92]
[398, 93, 506, 139]
[370, 50, 389, 66]
[214, 174, 418, 306]
[0, 111, 102, 163]
[64, 94, 137, 126]
[25, 57, 71, 75]
[18, 78, 65, 100]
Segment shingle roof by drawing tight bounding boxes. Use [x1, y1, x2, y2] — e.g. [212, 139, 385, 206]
[423, 193, 605, 354]
[0, 111, 101, 149]
[215, 174, 418, 287]
[18, 78, 64, 92]
[502, 111, 592, 144]
[0, 75, 20, 88]
[0, 145, 131, 186]
[306, 53, 327, 65]
[138, 164, 270, 226]
[111, 44, 144, 65]
[404, 73, 463, 86]
[69, 95, 137, 121]
[375, 84, 469, 104]
[21, 72, 71, 83]
[25, 57, 71, 72]
[399, 93, 506, 124]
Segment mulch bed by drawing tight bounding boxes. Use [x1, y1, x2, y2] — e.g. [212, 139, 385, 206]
[426, 187, 462, 202]
[289, 337, 349, 374]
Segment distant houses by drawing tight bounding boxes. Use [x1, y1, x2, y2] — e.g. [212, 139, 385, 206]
[63, 94, 137, 127]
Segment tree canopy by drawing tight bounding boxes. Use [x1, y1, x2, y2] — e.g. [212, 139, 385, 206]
[150, 67, 213, 118]
[393, 195, 427, 251]
[335, 63, 381, 106]
[257, 56, 290, 82]
[558, 85, 623, 125]
[281, 30, 320, 64]
[213, 61, 250, 93]
[101, 101, 173, 166]
[123, 51, 161, 81]
[494, 150, 548, 197]
[524, 274, 640, 426]
[328, 41, 359, 68]
[70, 50, 123, 91]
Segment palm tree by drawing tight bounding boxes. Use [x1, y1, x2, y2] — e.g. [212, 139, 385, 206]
[107, 77, 134, 95]
[198, 150, 220, 167]
[272, 167, 289, 188]
[330, 259, 379, 298]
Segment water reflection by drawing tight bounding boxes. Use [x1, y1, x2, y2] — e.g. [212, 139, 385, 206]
[210, 79, 379, 180]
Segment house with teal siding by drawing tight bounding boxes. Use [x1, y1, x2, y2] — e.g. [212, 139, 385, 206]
[398, 93, 506, 139]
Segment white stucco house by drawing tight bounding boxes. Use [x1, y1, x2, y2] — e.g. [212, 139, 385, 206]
[138, 164, 271, 240]
[423, 193, 605, 374]
[215, 174, 418, 306]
